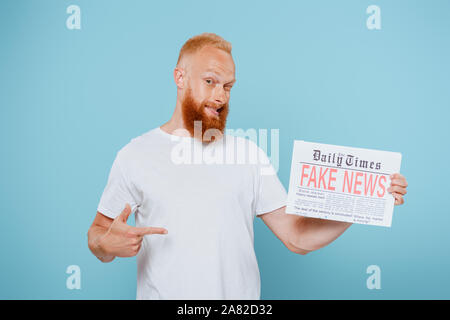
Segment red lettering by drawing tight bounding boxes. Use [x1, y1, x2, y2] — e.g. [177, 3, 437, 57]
[307, 166, 317, 188]
[328, 168, 337, 191]
[377, 175, 387, 197]
[364, 173, 379, 196]
[300, 164, 310, 186]
[342, 171, 354, 193]
[318, 167, 329, 189]
[353, 172, 363, 195]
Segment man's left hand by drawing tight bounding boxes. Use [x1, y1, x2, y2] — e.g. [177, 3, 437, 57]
[388, 173, 408, 205]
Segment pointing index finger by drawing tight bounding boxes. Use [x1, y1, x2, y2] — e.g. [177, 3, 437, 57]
[133, 226, 168, 236]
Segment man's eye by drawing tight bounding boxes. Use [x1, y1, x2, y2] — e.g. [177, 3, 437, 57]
[205, 79, 213, 84]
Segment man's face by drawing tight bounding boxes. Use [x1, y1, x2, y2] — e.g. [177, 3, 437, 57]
[181, 46, 236, 140]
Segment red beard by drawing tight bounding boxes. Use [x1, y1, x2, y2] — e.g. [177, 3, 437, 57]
[181, 88, 229, 142]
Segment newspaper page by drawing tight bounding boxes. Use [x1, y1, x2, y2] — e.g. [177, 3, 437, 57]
[286, 140, 402, 227]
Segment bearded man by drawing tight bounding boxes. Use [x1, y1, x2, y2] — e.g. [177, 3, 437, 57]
[87, 33, 408, 300]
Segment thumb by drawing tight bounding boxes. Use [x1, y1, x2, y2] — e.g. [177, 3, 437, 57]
[119, 203, 132, 222]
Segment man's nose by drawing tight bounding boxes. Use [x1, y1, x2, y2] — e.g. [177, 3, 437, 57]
[213, 86, 227, 105]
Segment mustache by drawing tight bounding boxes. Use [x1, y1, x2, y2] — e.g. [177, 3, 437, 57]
[202, 101, 228, 111]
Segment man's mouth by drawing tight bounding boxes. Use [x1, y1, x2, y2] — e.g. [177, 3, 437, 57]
[205, 105, 223, 117]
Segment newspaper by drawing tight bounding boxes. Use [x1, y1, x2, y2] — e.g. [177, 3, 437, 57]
[286, 140, 402, 227]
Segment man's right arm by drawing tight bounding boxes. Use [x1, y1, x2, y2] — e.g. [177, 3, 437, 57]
[87, 212, 117, 263]
[87, 203, 168, 263]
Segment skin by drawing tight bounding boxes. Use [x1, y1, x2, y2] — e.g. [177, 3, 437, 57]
[162, 45, 236, 137]
[87, 45, 409, 262]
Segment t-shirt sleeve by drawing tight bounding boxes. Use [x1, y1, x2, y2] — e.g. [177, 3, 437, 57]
[254, 146, 288, 216]
[97, 149, 141, 219]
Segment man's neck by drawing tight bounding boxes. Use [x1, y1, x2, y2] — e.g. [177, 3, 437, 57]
[160, 104, 191, 137]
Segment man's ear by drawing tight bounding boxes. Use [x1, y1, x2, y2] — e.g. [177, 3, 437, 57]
[174, 67, 185, 89]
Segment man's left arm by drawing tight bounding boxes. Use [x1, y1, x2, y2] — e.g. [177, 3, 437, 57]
[259, 173, 408, 254]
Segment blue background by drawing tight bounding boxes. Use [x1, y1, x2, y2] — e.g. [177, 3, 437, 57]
[1, 0, 449, 299]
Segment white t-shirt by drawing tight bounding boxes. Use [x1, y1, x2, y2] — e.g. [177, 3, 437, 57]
[97, 127, 287, 299]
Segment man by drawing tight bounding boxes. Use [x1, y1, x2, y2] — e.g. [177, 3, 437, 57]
[87, 33, 408, 299]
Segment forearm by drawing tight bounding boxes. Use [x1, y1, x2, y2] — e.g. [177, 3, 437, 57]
[289, 215, 352, 252]
[87, 225, 116, 263]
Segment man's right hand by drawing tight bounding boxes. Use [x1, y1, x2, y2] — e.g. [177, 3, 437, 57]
[91, 204, 168, 260]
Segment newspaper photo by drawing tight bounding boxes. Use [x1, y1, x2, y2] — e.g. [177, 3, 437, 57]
[286, 140, 402, 227]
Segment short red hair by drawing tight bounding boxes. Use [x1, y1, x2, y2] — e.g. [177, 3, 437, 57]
[176, 33, 232, 66]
